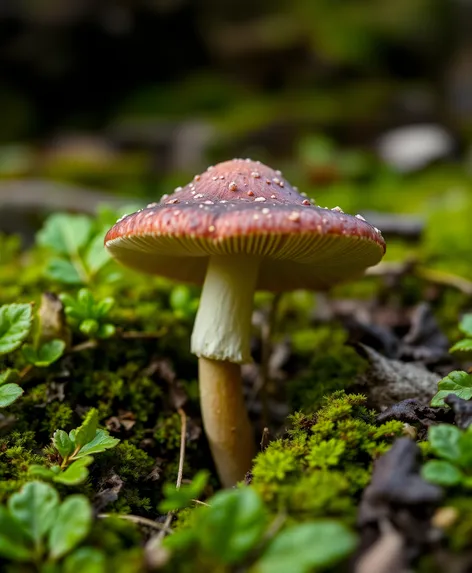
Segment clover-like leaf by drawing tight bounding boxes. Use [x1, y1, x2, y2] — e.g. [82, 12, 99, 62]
[0, 383, 23, 407]
[421, 460, 463, 486]
[459, 314, 472, 338]
[431, 371, 472, 408]
[74, 429, 119, 458]
[53, 430, 74, 459]
[254, 520, 357, 573]
[22, 339, 66, 367]
[48, 495, 92, 560]
[0, 303, 33, 355]
[449, 339, 472, 354]
[0, 369, 19, 385]
[428, 424, 462, 463]
[37, 213, 92, 256]
[63, 547, 106, 573]
[45, 258, 83, 285]
[8, 481, 59, 546]
[74, 408, 98, 450]
[198, 488, 268, 564]
[54, 457, 94, 486]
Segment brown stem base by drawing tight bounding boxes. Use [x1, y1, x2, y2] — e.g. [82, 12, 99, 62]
[199, 357, 256, 487]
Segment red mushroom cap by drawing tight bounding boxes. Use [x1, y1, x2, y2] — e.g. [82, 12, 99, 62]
[105, 159, 385, 291]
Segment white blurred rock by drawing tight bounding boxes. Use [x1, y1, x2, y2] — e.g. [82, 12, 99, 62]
[376, 124, 454, 172]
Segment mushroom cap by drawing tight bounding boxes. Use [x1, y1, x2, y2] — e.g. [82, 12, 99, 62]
[105, 159, 386, 291]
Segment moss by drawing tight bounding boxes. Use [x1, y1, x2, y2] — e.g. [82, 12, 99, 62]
[287, 326, 368, 412]
[0, 431, 43, 502]
[251, 391, 404, 524]
[42, 402, 74, 434]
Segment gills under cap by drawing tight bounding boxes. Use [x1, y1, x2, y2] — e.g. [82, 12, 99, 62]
[105, 158, 385, 291]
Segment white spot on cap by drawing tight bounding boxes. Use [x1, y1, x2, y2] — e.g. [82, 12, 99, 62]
[208, 225, 215, 232]
[229, 181, 238, 191]
[255, 197, 266, 202]
[262, 208, 270, 214]
[204, 200, 214, 205]
[275, 169, 282, 176]
[167, 198, 179, 204]
[146, 202, 158, 208]
[270, 194, 276, 199]
[288, 211, 300, 221]
[194, 174, 201, 181]
[331, 206, 344, 213]
[251, 171, 261, 178]
[194, 193, 204, 199]
[174, 186, 183, 193]
[212, 176, 218, 181]
[302, 199, 310, 206]
[355, 214, 366, 221]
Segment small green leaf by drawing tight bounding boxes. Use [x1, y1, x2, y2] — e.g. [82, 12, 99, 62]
[74, 429, 119, 458]
[429, 424, 462, 462]
[63, 547, 106, 573]
[254, 520, 357, 573]
[0, 383, 23, 407]
[199, 488, 267, 564]
[85, 234, 111, 275]
[459, 314, 472, 337]
[159, 471, 209, 512]
[48, 495, 92, 560]
[54, 457, 93, 486]
[37, 213, 92, 256]
[79, 318, 99, 336]
[97, 323, 116, 339]
[0, 303, 33, 355]
[45, 259, 83, 285]
[28, 465, 56, 480]
[0, 505, 29, 546]
[422, 460, 463, 486]
[53, 430, 74, 459]
[449, 339, 472, 354]
[74, 409, 99, 449]
[0, 535, 33, 562]
[0, 369, 19, 385]
[22, 339, 65, 367]
[8, 481, 59, 545]
[431, 371, 472, 408]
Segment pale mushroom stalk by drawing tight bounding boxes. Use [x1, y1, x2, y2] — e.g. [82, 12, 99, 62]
[191, 255, 259, 486]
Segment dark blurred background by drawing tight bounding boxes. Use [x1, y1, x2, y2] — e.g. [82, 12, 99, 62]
[1, 0, 472, 246]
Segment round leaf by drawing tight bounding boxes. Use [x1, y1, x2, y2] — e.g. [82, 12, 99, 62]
[0, 383, 23, 407]
[48, 495, 92, 560]
[8, 481, 59, 545]
[421, 460, 463, 486]
[254, 521, 357, 573]
[0, 304, 32, 355]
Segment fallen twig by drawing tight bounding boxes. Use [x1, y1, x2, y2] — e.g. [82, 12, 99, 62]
[145, 407, 187, 566]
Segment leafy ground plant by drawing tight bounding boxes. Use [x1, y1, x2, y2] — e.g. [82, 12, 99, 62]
[161, 485, 357, 573]
[29, 408, 119, 486]
[422, 424, 472, 488]
[0, 481, 92, 566]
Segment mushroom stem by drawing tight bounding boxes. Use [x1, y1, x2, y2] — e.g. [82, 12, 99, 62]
[191, 255, 260, 364]
[199, 357, 255, 487]
[191, 255, 260, 485]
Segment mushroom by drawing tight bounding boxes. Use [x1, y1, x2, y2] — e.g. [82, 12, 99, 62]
[104, 158, 386, 487]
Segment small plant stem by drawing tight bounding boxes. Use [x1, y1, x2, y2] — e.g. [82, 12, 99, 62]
[199, 357, 255, 487]
[259, 293, 281, 427]
[98, 513, 172, 532]
[70, 340, 98, 352]
[175, 407, 186, 490]
[146, 407, 187, 562]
